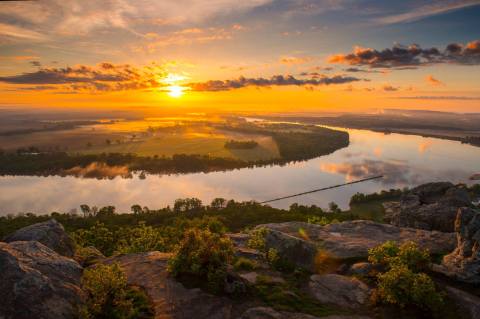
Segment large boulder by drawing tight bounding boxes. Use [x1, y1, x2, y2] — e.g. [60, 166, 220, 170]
[0, 241, 84, 319]
[4, 219, 76, 257]
[384, 182, 471, 232]
[436, 207, 480, 284]
[103, 252, 234, 319]
[308, 274, 370, 309]
[257, 221, 455, 272]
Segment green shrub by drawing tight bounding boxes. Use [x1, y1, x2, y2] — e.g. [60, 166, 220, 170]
[368, 241, 430, 272]
[115, 222, 165, 254]
[73, 222, 116, 256]
[234, 257, 257, 271]
[168, 228, 234, 292]
[247, 227, 268, 252]
[80, 263, 153, 319]
[373, 265, 443, 311]
[368, 241, 443, 312]
[307, 216, 339, 226]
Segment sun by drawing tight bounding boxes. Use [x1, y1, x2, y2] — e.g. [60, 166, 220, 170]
[160, 73, 188, 98]
[167, 85, 185, 98]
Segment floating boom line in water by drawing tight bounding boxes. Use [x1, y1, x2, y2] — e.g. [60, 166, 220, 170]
[259, 175, 384, 204]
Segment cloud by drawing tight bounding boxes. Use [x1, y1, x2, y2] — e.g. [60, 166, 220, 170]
[382, 85, 399, 91]
[0, 0, 271, 40]
[188, 74, 364, 92]
[373, 0, 480, 25]
[29, 61, 42, 67]
[137, 25, 243, 51]
[279, 56, 313, 65]
[0, 22, 48, 41]
[328, 40, 480, 68]
[392, 95, 480, 100]
[0, 62, 167, 92]
[425, 75, 444, 86]
[344, 67, 386, 74]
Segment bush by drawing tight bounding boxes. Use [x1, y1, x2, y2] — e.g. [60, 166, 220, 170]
[80, 263, 153, 319]
[246, 228, 294, 272]
[247, 227, 268, 252]
[373, 265, 443, 311]
[168, 228, 234, 292]
[368, 241, 443, 312]
[115, 222, 165, 254]
[234, 257, 257, 271]
[73, 222, 116, 256]
[368, 241, 430, 272]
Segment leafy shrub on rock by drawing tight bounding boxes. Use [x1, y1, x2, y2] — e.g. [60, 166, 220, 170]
[81, 263, 153, 319]
[115, 222, 165, 254]
[368, 241, 430, 272]
[373, 264, 443, 311]
[73, 222, 116, 256]
[168, 228, 234, 292]
[368, 241, 443, 312]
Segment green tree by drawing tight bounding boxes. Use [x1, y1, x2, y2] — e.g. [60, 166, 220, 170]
[130, 205, 142, 215]
[80, 204, 91, 217]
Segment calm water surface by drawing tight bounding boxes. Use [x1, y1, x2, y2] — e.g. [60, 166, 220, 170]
[1, 127, 479, 215]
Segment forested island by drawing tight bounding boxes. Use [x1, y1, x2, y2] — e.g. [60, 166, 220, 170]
[0, 122, 349, 178]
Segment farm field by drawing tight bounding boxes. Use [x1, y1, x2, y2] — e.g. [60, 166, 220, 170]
[77, 131, 280, 161]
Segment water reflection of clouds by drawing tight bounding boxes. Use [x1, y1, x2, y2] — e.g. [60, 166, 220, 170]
[418, 141, 433, 154]
[321, 159, 412, 185]
[320, 159, 472, 187]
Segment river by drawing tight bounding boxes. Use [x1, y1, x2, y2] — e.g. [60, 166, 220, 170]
[1, 127, 479, 215]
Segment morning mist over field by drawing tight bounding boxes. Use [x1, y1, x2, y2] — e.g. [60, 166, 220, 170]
[0, 1, 479, 319]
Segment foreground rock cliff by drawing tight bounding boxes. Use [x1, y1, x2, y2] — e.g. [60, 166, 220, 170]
[0, 241, 84, 319]
[383, 182, 471, 232]
[0, 181, 479, 319]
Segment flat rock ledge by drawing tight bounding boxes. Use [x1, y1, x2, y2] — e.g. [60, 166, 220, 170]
[103, 251, 234, 319]
[308, 274, 370, 309]
[256, 220, 455, 272]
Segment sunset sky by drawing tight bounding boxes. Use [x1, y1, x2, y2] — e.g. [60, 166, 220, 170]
[0, 0, 479, 113]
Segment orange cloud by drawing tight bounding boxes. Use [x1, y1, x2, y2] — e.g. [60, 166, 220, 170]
[279, 56, 313, 65]
[425, 75, 444, 86]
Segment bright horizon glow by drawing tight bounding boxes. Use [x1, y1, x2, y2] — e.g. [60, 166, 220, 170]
[166, 85, 185, 98]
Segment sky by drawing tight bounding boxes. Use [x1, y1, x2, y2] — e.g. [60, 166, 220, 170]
[0, 0, 479, 113]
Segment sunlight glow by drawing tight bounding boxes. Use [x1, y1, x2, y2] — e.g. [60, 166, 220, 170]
[167, 85, 185, 98]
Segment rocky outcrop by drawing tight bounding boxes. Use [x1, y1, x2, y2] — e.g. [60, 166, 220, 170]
[383, 182, 471, 232]
[103, 251, 234, 319]
[0, 241, 84, 319]
[346, 262, 377, 277]
[308, 274, 370, 309]
[4, 219, 76, 257]
[436, 207, 480, 284]
[240, 307, 372, 319]
[257, 221, 455, 272]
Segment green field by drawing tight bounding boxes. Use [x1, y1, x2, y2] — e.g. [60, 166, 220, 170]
[77, 134, 280, 161]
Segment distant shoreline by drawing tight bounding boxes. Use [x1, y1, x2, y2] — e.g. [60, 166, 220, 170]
[256, 115, 480, 148]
